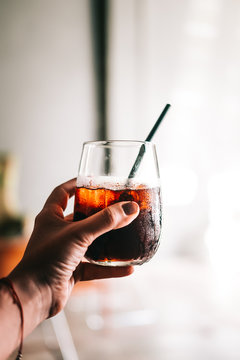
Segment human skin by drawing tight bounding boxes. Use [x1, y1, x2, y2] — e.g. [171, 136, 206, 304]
[0, 179, 139, 359]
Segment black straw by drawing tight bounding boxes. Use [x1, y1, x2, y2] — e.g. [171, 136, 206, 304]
[145, 104, 171, 141]
[127, 104, 171, 180]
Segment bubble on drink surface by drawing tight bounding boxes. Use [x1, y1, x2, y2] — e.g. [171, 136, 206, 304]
[77, 175, 160, 190]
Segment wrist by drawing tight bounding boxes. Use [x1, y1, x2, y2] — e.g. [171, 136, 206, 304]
[9, 268, 52, 336]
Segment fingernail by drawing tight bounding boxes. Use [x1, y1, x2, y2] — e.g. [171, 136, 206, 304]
[122, 202, 138, 215]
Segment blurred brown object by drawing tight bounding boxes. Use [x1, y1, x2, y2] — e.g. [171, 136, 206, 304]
[0, 236, 27, 277]
[0, 153, 27, 277]
[0, 153, 25, 236]
[0, 153, 20, 216]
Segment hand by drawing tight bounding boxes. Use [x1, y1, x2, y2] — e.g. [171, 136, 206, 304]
[10, 178, 139, 319]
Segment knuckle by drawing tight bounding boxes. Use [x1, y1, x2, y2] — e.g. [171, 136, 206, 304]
[52, 185, 63, 198]
[81, 232, 94, 247]
[101, 207, 116, 228]
[34, 207, 51, 226]
[49, 184, 64, 200]
[71, 225, 94, 247]
[34, 209, 45, 224]
[54, 184, 62, 193]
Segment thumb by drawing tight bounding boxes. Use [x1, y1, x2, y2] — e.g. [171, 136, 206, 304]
[72, 201, 139, 247]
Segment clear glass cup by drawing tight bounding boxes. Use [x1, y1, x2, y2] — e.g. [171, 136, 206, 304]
[73, 140, 162, 266]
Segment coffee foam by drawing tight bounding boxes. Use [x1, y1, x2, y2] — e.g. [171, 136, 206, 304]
[76, 175, 160, 190]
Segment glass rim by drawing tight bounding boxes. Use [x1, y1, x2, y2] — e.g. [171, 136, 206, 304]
[83, 140, 155, 148]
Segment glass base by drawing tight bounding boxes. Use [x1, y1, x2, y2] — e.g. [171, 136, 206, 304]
[85, 258, 144, 266]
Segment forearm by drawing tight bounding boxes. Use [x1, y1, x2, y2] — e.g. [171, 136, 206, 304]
[0, 283, 21, 360]
[0, 272, 51, 360]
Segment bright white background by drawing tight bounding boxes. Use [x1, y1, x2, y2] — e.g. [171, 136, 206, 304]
[108, 0, 240, 268]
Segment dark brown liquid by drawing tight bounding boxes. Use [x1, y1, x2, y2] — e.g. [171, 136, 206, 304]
[73, 186, 161, 265]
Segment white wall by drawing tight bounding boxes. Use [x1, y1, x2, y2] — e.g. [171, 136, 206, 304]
[107, 0, 240, 259]
[0, 0, 96, 215]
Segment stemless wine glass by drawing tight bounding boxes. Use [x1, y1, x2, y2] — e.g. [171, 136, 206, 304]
[73, 140, 162, 266]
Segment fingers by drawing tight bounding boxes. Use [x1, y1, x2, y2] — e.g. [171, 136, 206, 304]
[72, 201, 139, 247]
[44, 178, 76, 214]
[73, 262, 134, 282]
